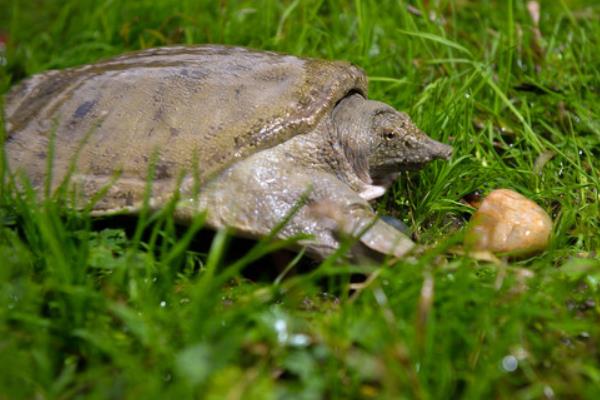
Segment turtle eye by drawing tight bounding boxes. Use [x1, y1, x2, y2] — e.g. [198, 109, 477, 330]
[383, 130, 396, 140]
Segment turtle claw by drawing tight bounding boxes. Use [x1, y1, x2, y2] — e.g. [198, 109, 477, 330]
[357, 218, 415, 258]
[359, 185, 386, 201]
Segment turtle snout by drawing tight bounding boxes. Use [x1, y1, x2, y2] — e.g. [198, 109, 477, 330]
[427, 138, 453, 161]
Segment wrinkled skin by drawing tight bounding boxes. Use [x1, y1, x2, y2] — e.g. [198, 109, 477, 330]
[333, 93, 452, 200]
[4, 45, 452, 260]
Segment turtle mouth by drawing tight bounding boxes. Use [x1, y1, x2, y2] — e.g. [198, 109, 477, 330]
[382, 159, 428, 172]
[399, 161, 428, 171]
[370, 159, 427, 182]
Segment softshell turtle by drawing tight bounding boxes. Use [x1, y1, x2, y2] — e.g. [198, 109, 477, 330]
[4, 45, 452, 259]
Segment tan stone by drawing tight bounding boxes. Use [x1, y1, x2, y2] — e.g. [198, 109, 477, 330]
[465, 189, 552, 256]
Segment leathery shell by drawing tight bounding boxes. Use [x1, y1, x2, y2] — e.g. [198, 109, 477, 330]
[5, 45, 367, 212]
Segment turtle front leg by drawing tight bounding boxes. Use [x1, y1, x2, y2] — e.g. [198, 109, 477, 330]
[310, 200, 414, 259]
[351, 211, 415, 258]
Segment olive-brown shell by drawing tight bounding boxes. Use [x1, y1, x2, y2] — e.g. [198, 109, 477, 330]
[5, 45, 367, 210]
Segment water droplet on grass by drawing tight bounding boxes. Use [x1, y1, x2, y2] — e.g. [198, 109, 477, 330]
[274, 318, 288, 343]
[543, 385, 555, 398]
[501, 355, 518, 372]
[289, 334, 310, 347]
[160, 300, 167, 308]
[578, 331, 590, 340]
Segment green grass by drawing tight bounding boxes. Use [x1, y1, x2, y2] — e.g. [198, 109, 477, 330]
[1, 0, 599, 398]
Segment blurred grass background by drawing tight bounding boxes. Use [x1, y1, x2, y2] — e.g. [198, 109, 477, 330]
[0, 0, 599, 398]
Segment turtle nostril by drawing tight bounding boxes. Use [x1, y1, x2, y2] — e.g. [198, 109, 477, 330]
[445, 145, 453, 159]
[434, 141, 453, 160]
[441, 144, 453, 159]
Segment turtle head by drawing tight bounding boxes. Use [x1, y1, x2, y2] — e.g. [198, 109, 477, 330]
[368, 108, 452, 180]
[333, 93, 452, 184]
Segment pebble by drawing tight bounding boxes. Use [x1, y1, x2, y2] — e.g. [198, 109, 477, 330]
[465, 189, 552, 256]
